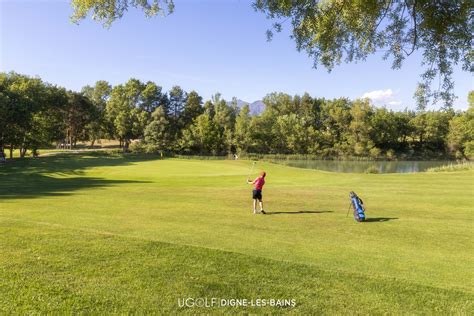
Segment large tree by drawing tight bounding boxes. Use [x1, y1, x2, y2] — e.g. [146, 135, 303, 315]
[144, 106, 172, 152]
[63, 91, 96, 149]
[255, 0, 472, 109]
[234, 104, 252, 154]
[82, 80, 112, 146]
[180, 90, 203, 128]
[106, 79, 149, 149]
[0, 72, 63, 157]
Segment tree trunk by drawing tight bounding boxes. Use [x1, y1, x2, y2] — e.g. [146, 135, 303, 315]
[123, 140, 129, 152]
[20, 147, 26, 158]
[9, 146, 13, 159]
[90, 139, 96, 148]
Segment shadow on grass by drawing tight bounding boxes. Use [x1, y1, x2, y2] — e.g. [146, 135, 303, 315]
[364, 217, 398, 222]
[0, 151, 160, 175]
[266, 210, 334, 215]
[0, 152, 155, 199]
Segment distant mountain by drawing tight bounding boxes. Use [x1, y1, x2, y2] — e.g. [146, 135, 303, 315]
[227, 99, 265, 116]
[248, 100, 265, 116]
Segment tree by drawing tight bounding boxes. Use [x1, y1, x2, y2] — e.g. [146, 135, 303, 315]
[141, 81, 167, 114]
[448, 91, 474, 159]
[0, 72, 53, 157]
[247, 114, 274, 154]
[106, 79, 149, 150]
[63, 91, 96, 149]
[24, 86, 67, 156]
[82, 80, 112, 146]
[212, 94, 236, 155]
[262, 92, 295, 116]
[180, 90, 203, 128]
[168, 85, 187, 120]
[319, 98, 352, 155]
[410, 110, 452, 157]
[144, 106, 171, 152]
[234, 105, 252, 154]
[254, 0, 472, 108]
[273, 113, 308, 154]
[70, 0, 174, 26]
[349, 100, 376, 157]
[370, 107, 410, 156]
[179, 112, 219, 155]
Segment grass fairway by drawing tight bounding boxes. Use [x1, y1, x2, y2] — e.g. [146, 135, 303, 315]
[1, 153, 473, 313]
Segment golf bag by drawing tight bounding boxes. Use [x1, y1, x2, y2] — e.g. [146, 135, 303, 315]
[349, 191, 366, 222]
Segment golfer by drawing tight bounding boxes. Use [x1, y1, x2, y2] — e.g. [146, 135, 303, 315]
[247, 171, 266, 214]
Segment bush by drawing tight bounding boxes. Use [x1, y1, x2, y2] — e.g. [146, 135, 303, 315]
[365, 166, 380, 174]
[129, 141, 146, 153]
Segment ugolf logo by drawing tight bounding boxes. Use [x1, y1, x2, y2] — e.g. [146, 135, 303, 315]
[177, 297, 296, 308]
[178, 298, 218, 308]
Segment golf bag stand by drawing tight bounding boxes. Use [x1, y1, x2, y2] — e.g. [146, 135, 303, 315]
[349, 191, 366, 222]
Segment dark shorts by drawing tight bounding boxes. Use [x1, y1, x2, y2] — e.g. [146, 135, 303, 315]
[252, 189, 262, 200]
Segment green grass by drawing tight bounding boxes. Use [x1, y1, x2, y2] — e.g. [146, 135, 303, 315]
[1, 153, 473, 313]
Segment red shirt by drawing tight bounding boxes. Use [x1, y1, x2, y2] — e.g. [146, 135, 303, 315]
[253, 176, 265, 190]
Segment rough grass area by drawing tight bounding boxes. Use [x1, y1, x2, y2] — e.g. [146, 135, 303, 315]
[427, 161, 474, 172]
[1, 153, 473, 313]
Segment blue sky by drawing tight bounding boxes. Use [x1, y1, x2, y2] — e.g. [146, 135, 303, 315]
[1, 0, 472, 110]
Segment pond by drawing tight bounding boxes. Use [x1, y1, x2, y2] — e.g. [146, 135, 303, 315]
[268, 159, 457, 173]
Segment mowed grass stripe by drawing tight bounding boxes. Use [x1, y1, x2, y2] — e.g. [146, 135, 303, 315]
[1, 219, 472, 314]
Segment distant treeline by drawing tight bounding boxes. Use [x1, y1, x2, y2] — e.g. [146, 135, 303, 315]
[1, 72, 473, 160]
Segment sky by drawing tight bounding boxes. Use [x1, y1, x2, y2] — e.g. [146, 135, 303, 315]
[0, 0, 472, 110]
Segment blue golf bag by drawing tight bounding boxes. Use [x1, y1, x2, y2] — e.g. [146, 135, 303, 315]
[349, 191, 366, 222]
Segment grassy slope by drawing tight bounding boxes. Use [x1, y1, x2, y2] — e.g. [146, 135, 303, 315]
[0, 153, 473, 313]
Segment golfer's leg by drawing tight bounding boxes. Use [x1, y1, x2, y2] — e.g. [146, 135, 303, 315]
[259, 200, 264, 211]
[253, 199, 257, 213]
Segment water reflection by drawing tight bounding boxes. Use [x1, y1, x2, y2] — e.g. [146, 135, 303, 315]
[270, 160, 457, 173]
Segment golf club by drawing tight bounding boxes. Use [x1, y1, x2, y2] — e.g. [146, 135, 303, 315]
[247, 161, 256, 181]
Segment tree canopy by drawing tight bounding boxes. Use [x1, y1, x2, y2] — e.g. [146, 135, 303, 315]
[254, 0, 473, 109]
[2, 72, 472, 160]
[70, 0, 174, 26]
[70, 0, 473, 108]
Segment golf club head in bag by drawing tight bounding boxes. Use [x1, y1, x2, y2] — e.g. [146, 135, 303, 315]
[349, 191, 366, 222]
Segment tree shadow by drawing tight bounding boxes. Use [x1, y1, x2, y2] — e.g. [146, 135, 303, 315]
[0, 152, 155, 199]
[266, 210, 334, 215]
[1, 151, 160, 175]
[364, 217, 398, 222]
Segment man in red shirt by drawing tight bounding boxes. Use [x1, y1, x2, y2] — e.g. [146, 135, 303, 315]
[247, 171, 266, 214]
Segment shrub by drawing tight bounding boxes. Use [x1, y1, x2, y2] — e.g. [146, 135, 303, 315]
[365, 166, 380, 174]
[129, 141, 146, 153]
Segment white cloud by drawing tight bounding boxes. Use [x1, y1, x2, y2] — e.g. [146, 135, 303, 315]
[388, 101, 402, 106]
[361, 89, 402, 108]
[362, 88, 393, 102]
